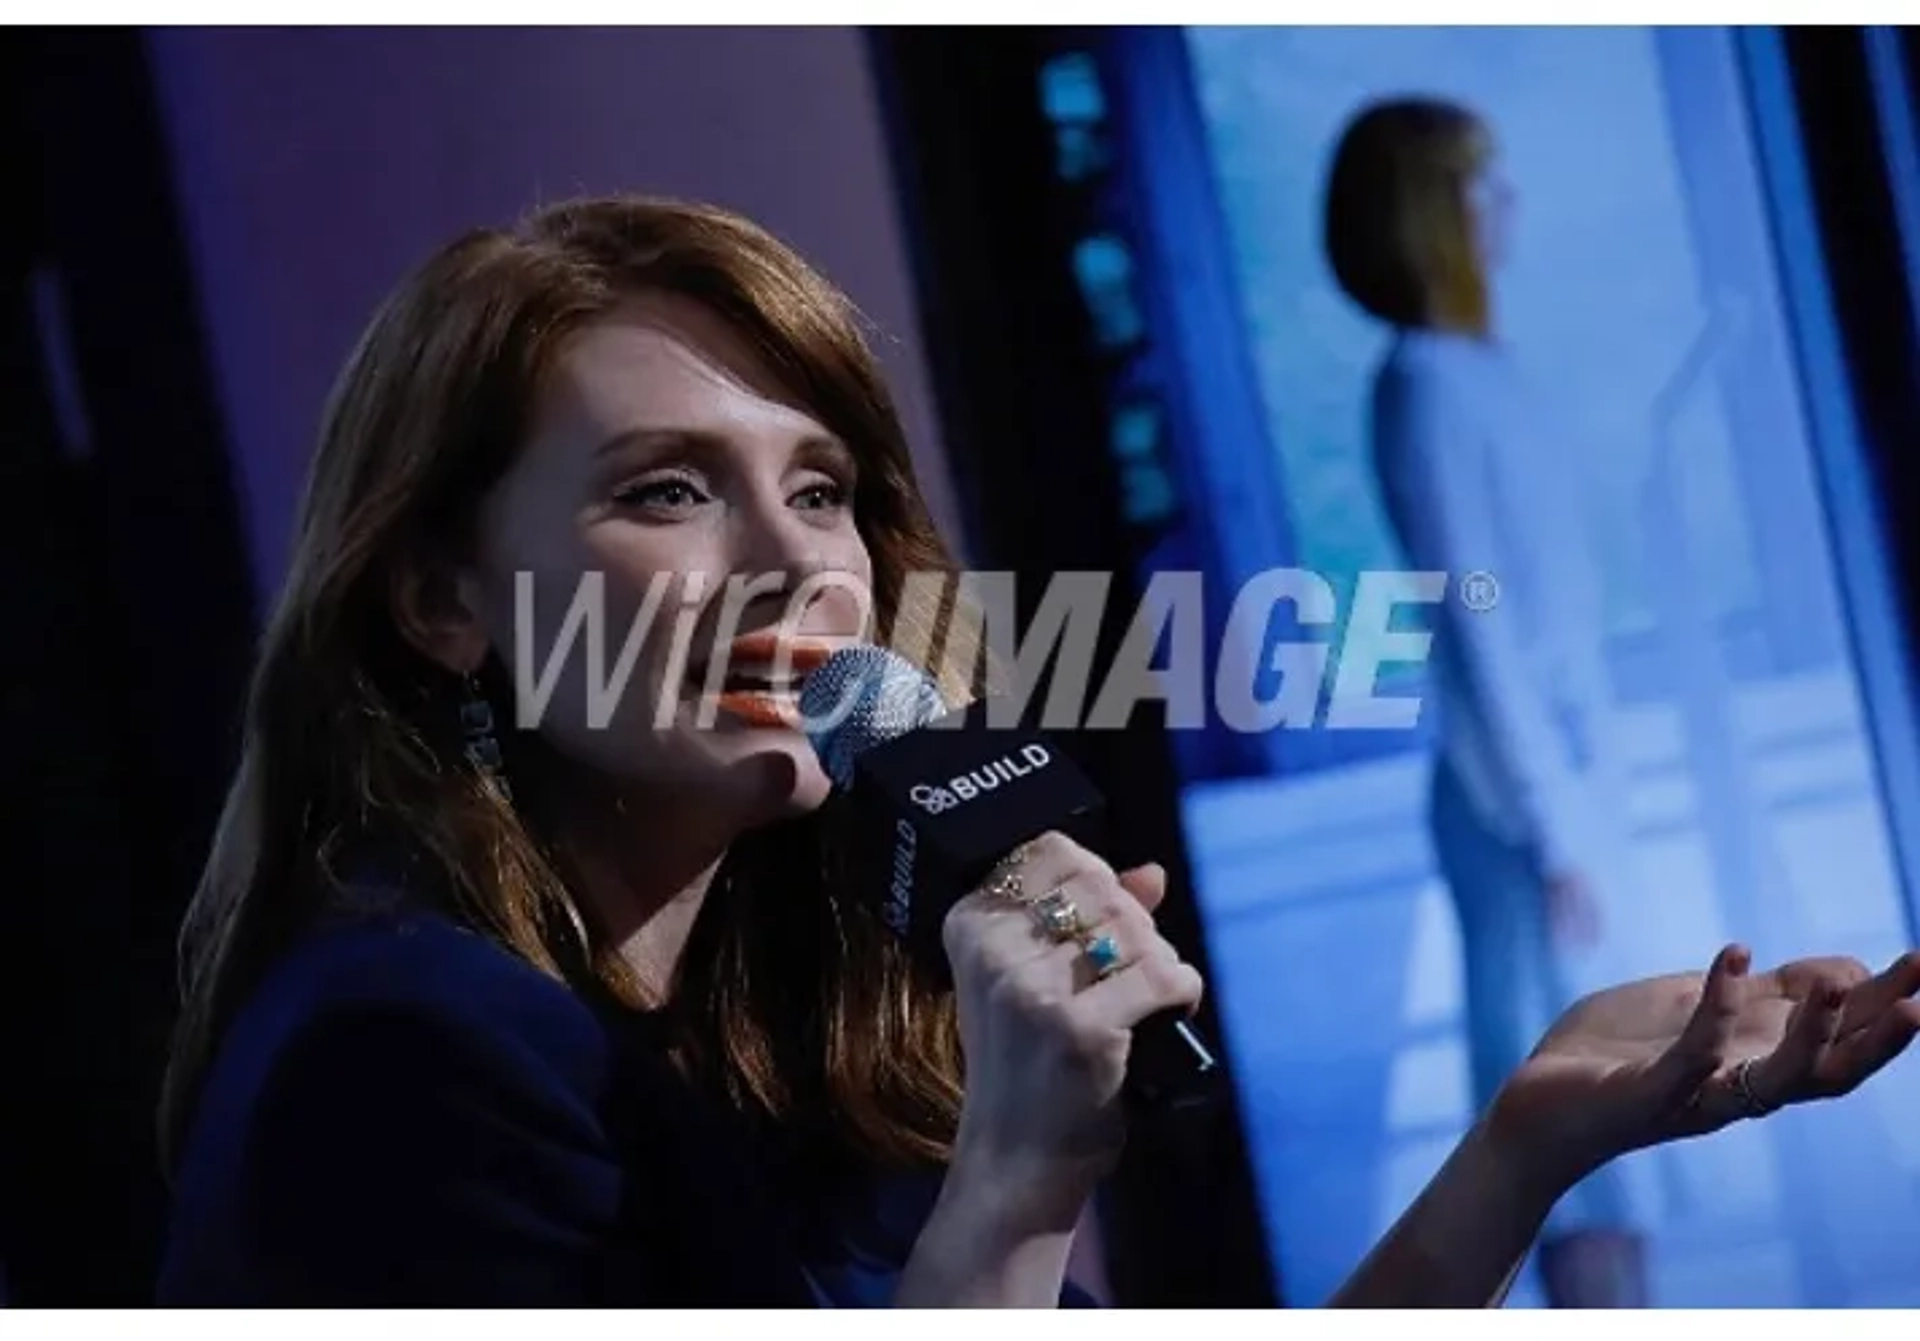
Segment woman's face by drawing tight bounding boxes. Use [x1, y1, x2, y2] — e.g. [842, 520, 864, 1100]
[1467, 154, 1516, 272]
[466, 292, 875, 824]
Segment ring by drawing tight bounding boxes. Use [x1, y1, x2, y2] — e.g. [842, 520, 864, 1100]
[1028, 886, 1087, 943]
[979, 843, 1033, 905]
[1732, 1057, 1774, 1117]
[1080, 933, 1124, 980]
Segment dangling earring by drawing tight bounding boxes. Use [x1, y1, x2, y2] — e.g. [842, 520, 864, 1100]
[459, 673, 513, 802]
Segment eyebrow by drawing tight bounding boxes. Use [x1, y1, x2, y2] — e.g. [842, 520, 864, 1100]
[591, 426, 857, 474]
[590, 427, 719, 461]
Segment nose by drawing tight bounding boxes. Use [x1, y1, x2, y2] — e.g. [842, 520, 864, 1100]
[730, 486, 865, 633]
[734, 485, 821, 583]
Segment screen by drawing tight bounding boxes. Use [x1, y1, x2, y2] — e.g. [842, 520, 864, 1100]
[1105, 25, 1920, 1307]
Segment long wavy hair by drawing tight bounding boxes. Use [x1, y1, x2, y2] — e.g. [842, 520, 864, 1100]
[161, 196, 980, 1175]
[1323, 96, 1494, 336]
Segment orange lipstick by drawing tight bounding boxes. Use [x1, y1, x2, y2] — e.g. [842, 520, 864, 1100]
[713, 690, 799, 728]
[697, 630, 843, 728]
[721, 629, 836, 672]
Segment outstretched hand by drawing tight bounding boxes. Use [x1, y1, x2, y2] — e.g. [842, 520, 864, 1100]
[1489, 946, 1920, 1185]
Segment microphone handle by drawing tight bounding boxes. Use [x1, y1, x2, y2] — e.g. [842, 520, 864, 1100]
[1125, 1005, 1223, 1112]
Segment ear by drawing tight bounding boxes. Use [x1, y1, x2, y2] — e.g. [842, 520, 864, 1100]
[388, 548, 491, 677]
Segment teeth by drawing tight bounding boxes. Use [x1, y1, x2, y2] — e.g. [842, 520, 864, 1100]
[721, 676, 792, 694]
[714, 667, 808, 693]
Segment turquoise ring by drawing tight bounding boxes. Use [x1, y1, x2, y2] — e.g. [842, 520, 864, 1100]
[1081, 933, 1123, 979]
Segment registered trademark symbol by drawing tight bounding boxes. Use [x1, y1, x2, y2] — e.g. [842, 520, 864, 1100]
[1458, 570, 1501, 612]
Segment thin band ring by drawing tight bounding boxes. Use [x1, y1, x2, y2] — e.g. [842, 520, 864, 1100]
[1732, 1057, 1774, 1117]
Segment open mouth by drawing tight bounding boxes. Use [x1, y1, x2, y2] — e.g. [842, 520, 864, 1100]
[689, 631, 840, 727]
[715, 668, 807, 696]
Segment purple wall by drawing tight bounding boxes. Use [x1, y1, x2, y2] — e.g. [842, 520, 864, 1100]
[146, 27, 959, 607]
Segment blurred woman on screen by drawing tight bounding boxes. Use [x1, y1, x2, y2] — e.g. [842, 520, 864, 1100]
[1326, 96, 1650, 1306]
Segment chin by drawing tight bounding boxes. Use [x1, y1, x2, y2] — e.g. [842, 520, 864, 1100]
[775, 770, 834, 818]
[708, 729, 835, 821]
[760, 740, 835, 814]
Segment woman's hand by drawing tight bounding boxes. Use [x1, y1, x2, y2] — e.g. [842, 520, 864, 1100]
[1333, 944, 1920, 1308]
[897, 834, 1201, 1306]
[940, 833, 1205, 1233]
[1489, 944, 1920, 1190]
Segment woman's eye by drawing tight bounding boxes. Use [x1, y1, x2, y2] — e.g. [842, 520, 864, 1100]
[793, 479, 850, 512]
[616, 477, 707, 511]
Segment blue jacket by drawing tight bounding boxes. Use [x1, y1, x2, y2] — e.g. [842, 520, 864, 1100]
[158, 894, 1088, 1306]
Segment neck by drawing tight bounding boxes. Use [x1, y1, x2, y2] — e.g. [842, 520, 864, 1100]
[529, 753, 748, 1002]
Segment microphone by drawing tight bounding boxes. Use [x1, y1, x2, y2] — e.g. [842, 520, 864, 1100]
[799, 645, 1221, 1110]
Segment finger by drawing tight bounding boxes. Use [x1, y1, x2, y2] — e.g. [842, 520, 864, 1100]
[1071, 947, 1205, 1033]
[998, 868, 1144, 977]
[1647, 944, 1751, 1101]
[1748, 977, 1847, 1108]
[1115, 862, 1168, 914]
[1036, 887, 1167, 981]
[947, 851, 1127, 967]
[942, 889, 1059, 973]
[1006, 832, 1115, 909]
[1837, 951, 1920, 1037]
[1048, 867, 1141, 934]
[1817, 997, 1920, 1097]
[1765, 956, 1872, 1010]
[956, 894, 1142, 1017]
[951, 832, 1114, 939]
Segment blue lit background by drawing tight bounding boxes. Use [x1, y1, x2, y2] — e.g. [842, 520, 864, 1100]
[1101, 26, 1920, 1307]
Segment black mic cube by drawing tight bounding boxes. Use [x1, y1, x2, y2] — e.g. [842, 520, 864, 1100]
[828, 696, 1223, 1108]
[834, 698, 1108, 977]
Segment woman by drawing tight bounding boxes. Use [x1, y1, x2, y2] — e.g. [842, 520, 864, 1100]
[1325, 96, 1660, 1304]
[158, 195, 1920, 1307]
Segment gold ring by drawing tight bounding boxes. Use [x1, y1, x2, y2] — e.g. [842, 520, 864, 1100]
[979, 842, 1035, 905]
[1732, 1056, 1774, 1117]
[1028, 885, 1088, 943]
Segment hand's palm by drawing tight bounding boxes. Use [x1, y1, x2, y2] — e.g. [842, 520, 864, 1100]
[1491, 947, 1920, 1177]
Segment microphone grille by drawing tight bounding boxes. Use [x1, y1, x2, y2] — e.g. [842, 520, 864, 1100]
[800, 645, 951, 789]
